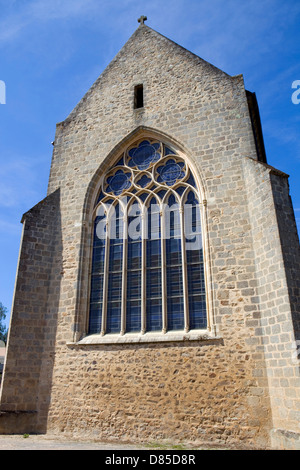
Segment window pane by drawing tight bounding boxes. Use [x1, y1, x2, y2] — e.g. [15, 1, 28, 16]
[165, 199, 184, 331]
[106, 302, 121, 333]
[156, 189, 167, 199]
[146, 202, 162, 331]
[109, 203, 124, 242]
[126, 220, 142, 332]
[186, 248, 203, 265]
[146, 240, 161, 267]
[167, 297, 184, 330]
[184, 195, 202, 250]
[146, 268, 162, 297]
[108, 272, 123, 301]
[89, 303, 102, 334]
[90, 274, 104, 302]
[166, 238, 182, 266]
[146, 298, 162, 331]
[128, 216, 142, 241]
[189, 295, 207, 329]
[185, 199, 207, 329]
[93, 229, 106, 247]
[127, 270, 141, 299]
[91, 246, 105, 272]
[109, 244, 123, 271]
[186, 172, 196, 187]
[187, 263, 206, 292]
[127, 242, 141, 269]
[166, 265, 183, 297]
[89, 214, 106, 335]
[126, 300, 141, 332]
[147, 203, 160, 240]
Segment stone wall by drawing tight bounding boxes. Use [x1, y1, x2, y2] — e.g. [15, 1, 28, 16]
[46, 339, 269, 448]
[243, 158, 300, 449]
[0, 189, 61, 434]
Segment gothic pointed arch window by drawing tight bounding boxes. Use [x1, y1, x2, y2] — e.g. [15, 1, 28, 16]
[88, 138, 208, 337]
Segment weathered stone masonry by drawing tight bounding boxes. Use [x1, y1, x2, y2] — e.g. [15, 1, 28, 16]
[1, 22, 300, 449]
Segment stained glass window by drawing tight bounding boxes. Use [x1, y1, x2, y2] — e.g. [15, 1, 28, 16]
[157, 160, 185, 186]
[106, 203, 123, 333]
[185, 191, 207, 329]
[88, 213, 106, 334]
[88, 138, 207, 337]
[128, 140, 160, 170]
[126, 202, 142, 332]
[146, 197, 162, 331]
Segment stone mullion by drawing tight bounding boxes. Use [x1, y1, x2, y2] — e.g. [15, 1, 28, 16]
[201, 199, 213, 333]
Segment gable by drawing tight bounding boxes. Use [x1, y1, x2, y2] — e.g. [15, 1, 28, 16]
[61, 24, 238, 126]
[48, 22, 258, 198]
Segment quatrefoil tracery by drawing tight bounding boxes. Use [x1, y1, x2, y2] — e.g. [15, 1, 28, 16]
[100, 140, 194, 205]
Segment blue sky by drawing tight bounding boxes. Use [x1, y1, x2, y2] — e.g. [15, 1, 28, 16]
[0, 0, 299, 329]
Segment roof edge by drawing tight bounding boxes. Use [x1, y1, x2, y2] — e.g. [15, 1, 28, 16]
[21, 188, 60, 224]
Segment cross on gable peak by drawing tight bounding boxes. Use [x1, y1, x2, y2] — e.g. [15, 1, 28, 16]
[138, 15, 147, 25]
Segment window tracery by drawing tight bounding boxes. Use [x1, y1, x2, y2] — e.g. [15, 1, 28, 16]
[89, 138, 207, 336]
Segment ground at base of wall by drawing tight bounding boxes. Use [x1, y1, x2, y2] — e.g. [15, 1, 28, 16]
[0, 433, 270, 451]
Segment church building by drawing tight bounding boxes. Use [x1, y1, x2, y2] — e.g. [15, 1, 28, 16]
[1, 17, 300, 449]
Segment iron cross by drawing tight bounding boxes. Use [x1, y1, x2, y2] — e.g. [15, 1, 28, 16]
[138, 15, 147, 25]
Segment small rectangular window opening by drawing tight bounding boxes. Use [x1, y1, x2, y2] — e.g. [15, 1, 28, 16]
[134, 84, 144, 109]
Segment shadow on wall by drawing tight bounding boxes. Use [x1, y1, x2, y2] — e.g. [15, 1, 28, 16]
[270, 175, 300, 348]
[0, 188, 62, 434]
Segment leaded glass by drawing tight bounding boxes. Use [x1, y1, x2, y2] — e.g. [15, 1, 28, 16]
[90, 274, 104, 303]
[89, 138, 208, 337]
[88, 214, 106, 334]
[156, 189, 167, 200]
[136, 174, 151, 188]
[175, 186, 186, 197]
[126, 205, 142, 332]
[185, 192, 207, 329]
[106, 170, 131, 195]
[146, 197, 162, 331]
[165, 194, 184, 331]
[146, 298, 162, 331]
[138, 192, 148, 203]
[186, 172, 196, 187]
[106, 203, 123, 334]
[164, 146, 176, 156]
[128, 140, 161, 170]
[89, 303, 102, 334]
[167, 297, 184, 330]
[96, 191, 105, 204]
[126, 300, 141, 332]
[157, 159, 185, 186]
[106, 301, 122, 333]
[109, 203, 124, 241]
[127, 241, 141, 269]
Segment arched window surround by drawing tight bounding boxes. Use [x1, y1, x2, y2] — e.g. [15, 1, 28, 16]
[72, 130, 217, 345]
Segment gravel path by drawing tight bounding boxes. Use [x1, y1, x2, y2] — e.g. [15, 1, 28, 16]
[0, 434, 149, 450]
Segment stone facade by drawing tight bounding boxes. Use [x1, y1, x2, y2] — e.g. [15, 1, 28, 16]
[1, 23, 300, 449]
